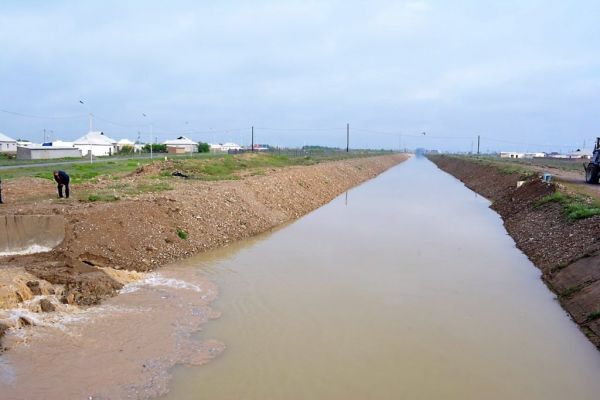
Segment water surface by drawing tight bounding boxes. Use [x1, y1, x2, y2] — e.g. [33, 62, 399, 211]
[163, 157, 600, 399]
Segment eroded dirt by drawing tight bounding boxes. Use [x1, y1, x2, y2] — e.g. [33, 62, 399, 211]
[0, 154, 408, 337]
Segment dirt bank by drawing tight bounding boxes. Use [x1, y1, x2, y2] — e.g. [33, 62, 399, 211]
[0, 154, 408, 314]
[429, 155, 600, 349]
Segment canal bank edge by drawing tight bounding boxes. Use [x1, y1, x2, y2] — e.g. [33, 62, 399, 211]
[429, 155, 600, 350]
[0, 154, 409, 318]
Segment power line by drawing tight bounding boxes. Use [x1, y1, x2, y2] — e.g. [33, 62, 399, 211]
[255, 126, 345, 132]
[0, 108, 85, 120]
[354, 128, 473, 139]
[480, 136, 577, 148]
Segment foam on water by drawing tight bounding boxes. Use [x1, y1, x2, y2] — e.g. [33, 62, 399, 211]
[120, 273, 203, 294]
[0, 297, 145, 337]
[0, 244, 53, 256]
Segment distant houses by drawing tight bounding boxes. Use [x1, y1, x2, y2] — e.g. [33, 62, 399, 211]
[0, 132, 17, 153]
[567, 149, 593, 159]
[209, 142, 268, 153]
[74, 131, 117, 156]
[163, 136, 198, 153]
[500, 151, 545, 159]
[116, 138, 135, 152]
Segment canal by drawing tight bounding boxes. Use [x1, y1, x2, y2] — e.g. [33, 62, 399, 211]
[3, 157, 600, 399]
[162, 157, 600, 399]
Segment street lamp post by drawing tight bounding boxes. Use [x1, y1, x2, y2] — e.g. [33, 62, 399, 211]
[143, 113, 153, 159]
[79, 100, 94, 163]
[79, 100, 93, 132]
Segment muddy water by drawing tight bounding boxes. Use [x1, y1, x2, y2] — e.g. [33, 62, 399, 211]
[3, 157, 600, 399]
[162, 157, 600, 399]
[0, 215, 65, 255]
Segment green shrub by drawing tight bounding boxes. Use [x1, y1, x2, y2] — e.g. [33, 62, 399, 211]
[588, 310, 600, 321]
[536, 191, 600, 221]
[119, 145, 134, 154]
[198, 142, 210, 153]
[87, 193, 120, 202]
[143, 144, 167, 153]
[177, 228, 188, 240]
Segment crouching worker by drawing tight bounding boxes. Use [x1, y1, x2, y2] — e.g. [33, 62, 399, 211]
[53, 170, 70, 198]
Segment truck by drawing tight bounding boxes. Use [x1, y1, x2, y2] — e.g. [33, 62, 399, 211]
[585, 137, 600, 184]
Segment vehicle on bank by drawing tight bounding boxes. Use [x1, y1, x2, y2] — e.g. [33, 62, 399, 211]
[585, 137, 600, 184]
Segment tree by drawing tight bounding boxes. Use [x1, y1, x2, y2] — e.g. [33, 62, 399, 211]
[119, 145, 134, 154]
[198, 142, 210, 153]
[142, 144, 167, 153]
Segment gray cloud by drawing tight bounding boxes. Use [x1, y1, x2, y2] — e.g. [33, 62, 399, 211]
[1, 0, 599, 151]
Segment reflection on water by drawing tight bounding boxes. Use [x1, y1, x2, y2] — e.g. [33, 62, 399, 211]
[164, 158, 600, 400]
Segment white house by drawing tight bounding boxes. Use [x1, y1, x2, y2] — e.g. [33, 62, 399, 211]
[163, 136, 198, 153]
[74, 131, 117, 157]
[221, 142, 242, 152]
[568, 149, 593, 159]
[0, 132, 17, 153]
[209, 143, 224, 152]
[500, 151, 525, 159]
[523, 152, 546, 159]
[17, 140, 37, 148]
[116, 138, 136, 152]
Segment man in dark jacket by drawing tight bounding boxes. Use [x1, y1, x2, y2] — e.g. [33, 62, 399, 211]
[53, 170, 70, 198]
[0, 178, 3, 204]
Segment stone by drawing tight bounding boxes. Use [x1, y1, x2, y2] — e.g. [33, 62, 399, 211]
[39, 298, 55, 312]
[0, 322, 9, 339]
[26, 281, 42, 296]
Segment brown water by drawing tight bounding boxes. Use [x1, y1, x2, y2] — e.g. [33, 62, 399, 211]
[0, 215, 65, 255]
[163, 157, 600, 399]
[2, 158, 600, 399]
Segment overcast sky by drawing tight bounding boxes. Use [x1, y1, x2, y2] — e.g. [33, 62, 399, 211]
[1, 0, 599, 152]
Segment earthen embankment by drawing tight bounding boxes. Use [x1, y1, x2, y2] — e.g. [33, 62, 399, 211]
[0, 154, 408, 312]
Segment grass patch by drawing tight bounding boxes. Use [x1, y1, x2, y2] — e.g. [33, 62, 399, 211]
[167, 153, 315, 181]
[0, 151, 385, 184]
[107, 181, 172, 193]
[176, 228, 188, 240]
[87, 193, 120, 202]
[587, 310, 600, 321]
[79, 180, 171, 202]
[560, 285, 583, 298]
[536, 191, 600, 221]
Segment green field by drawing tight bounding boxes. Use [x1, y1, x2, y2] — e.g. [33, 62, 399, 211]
[0, 151, 390, 206]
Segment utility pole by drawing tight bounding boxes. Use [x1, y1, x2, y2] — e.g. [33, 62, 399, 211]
[477, 135, 480, 155]
[79, 100, 93, 132]
[150, 123, 153, 159]
[251, 126, 254, 152]
[346, 123, 349, 152]
[143, 113, 153, 159]
[43, 128, 47, 143]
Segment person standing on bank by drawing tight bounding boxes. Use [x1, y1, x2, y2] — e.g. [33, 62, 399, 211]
[0, 178, 4, 204]
[53, 170, 70, 198]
